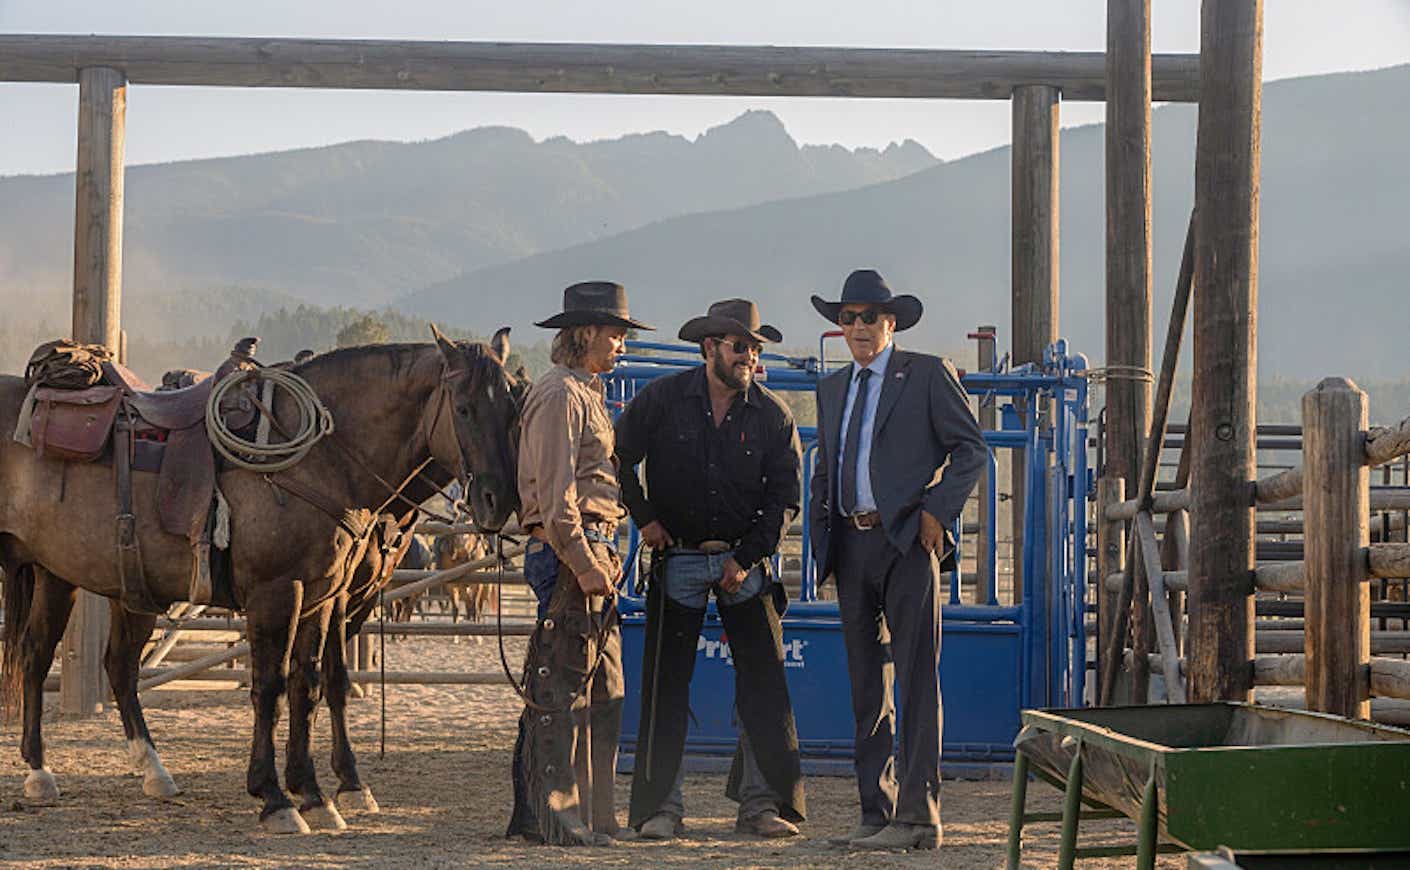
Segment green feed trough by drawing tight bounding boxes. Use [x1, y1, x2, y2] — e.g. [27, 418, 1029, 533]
[1007, 703, 1410, 869]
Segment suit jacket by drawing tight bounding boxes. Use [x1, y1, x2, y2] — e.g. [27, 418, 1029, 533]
[809, 347, 989, 585]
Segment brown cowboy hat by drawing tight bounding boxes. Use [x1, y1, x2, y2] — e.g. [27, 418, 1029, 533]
[678, 298, 783, 345]
[534, 281, 654, 330]
[810, 269, 923, 331]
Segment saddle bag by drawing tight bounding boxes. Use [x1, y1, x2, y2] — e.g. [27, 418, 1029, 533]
[29, 385, 122, 462]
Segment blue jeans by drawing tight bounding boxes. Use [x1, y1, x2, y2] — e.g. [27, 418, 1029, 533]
[522, 538, 561, 617]
[656, 549, 778, 822]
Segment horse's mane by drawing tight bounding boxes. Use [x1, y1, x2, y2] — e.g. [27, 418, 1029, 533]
[293, 340, 506, 385]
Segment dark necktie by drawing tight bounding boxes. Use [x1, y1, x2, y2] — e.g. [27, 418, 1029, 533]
[839, 367, 872, 515]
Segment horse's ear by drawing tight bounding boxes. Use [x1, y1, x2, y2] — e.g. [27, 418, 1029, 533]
[490, 326, 511, 362]
[429, 323, 458, 363]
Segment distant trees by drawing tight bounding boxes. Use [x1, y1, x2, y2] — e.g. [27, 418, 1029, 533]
[336, 314, 391, 347]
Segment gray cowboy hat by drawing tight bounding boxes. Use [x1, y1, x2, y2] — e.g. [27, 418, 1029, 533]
[810, 269, 923, 331]
[678, 298, 783, 345]
[534, 281, 654, 330]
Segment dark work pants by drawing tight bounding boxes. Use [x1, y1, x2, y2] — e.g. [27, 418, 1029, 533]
[833, 523, 942, 828]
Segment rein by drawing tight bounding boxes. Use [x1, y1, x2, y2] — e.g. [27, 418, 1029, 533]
[493, 533, 618, 715]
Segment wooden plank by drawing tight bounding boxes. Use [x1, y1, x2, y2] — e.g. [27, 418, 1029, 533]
[0, 35, 1202, 101]
[1259, 489, 1410, 513]
[1009, 83, 1060, 606]
[1186, 0, 1261, 704]
[1096, 477, 1127, 702]
[1302, 378, 1370, 718]
[60, 66, 127, 718]
[1135, 511, 1186, 703]
[974, 325, 998, 603]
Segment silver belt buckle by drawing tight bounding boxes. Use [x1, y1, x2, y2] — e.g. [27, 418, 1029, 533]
[697, 539, 732, 555]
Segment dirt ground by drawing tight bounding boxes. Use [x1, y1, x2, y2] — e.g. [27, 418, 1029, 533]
[0, 636, 1181, 869]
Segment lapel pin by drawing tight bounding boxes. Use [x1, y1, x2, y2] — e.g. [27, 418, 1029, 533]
[895, 372, 905, 379]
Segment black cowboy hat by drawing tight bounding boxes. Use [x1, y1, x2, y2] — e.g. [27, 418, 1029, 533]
[534, 281, 654, 331]
[678, 298, 783, 345]
[810, 269, 923, 331]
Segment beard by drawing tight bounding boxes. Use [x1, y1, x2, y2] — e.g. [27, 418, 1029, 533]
[711, 346, 752, 391]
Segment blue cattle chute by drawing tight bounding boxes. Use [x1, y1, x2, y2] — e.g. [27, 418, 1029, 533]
[605, 336, 1090, 770]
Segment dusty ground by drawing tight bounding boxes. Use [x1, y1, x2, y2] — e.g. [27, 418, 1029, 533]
[0, 635, 1180, 869]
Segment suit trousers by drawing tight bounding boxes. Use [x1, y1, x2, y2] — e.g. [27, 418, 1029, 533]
[833, 522, 942, 828]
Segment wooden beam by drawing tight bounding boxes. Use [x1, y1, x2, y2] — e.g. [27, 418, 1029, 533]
[1096, 477, 1127, 703]
[1009, 83, 1060, 606]
[0, 35, 1202, 101]
[1135, 511, 1186, 703]
[1105, 0, 1155, 704]
[1302, 378, 1370, 718]
[60, 66, 127, 718]
[1186, 0, 1262, 703]
[974, 325, 998, 603]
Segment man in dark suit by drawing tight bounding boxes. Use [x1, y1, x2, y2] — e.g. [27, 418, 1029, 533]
[809, 269, 988, 851]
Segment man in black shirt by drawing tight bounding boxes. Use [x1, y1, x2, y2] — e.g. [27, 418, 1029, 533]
[616, 299, 806, 841]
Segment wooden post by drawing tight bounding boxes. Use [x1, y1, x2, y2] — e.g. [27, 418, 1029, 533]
[1097, 477, 1127, 702]
[1303, 378, 1370, 718]
[60, 66, 126, 716]
[1186, 0, 1261, 703]
[1011, 84, 1060, 604]
[1106, 0, 1155, 703]
[973, 325, 998, 601]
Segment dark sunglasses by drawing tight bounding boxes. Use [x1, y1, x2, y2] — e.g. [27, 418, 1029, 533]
[838, 308, 883, 326]
[710, 337, 761, 355]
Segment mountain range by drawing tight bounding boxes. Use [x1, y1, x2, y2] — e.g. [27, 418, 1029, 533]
[3, 65, 1408, 382]
[0, 110, 935, 309]
[402, 65, 1410, 381]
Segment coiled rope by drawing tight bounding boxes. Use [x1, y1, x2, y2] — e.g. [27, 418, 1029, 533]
[206, 368, 334, 472]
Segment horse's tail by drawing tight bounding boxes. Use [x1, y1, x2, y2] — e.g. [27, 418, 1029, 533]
[0, 561, 35, 721]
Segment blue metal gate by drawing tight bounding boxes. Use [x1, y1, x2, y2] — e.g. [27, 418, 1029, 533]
[604, 336, 1090, 771]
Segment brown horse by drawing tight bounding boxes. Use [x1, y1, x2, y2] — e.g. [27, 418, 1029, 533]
[0, 327, 522, 832]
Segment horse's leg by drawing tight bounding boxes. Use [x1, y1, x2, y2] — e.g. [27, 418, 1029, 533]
[104, 600, 180, 798]
[285, 598, 345, 830]
[325, 594, 379, 813]
[18, 567, 74, 803]
[245, 578, 309, 834]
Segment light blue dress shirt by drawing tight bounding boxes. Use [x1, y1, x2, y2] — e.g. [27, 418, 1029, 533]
[836, 342, 894, 514]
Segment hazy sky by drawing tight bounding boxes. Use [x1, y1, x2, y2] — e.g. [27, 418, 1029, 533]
[2, 1, 1409, 176]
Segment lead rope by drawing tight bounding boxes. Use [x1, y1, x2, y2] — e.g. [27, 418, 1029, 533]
[378, 582, 387, 758]
[495, 533, 616, 715]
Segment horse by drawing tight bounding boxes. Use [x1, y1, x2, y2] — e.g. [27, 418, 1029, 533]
[433, 531, 494, 637]
[0, 326, 523, 832]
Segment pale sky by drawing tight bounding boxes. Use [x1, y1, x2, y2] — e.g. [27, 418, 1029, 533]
[2, 0, 1409, 176]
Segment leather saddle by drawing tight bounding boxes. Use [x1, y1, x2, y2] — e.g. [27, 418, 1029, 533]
[24, 356, 253, 613]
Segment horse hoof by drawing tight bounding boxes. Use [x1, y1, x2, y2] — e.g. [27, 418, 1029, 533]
[261, 807, 311, 834]
[336, 787, 380, 814]
[23, 769, 59, 803]
[302, 800, 348, 831]
[143, 772, 182, 799]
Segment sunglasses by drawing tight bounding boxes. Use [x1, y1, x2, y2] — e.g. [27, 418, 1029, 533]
[710, 337, 761, 355]
[838, 308, 883, 326]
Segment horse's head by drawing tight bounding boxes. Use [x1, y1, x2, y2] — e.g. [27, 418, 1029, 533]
[426, 324, 525, 533]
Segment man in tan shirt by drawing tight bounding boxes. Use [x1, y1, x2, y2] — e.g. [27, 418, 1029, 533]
[507, 281, 652, 847]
